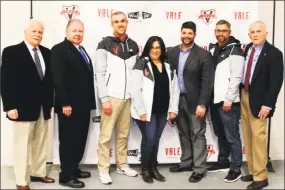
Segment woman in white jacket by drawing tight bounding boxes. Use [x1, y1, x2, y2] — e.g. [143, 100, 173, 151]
[130, 36, 180, 183]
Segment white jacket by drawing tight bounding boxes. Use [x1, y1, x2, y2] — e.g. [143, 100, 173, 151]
[209, 38, 244, 104]
[130, 57, 180, 122]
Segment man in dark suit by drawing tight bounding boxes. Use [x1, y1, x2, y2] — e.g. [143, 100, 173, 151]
[50, 19, 96, 188]
[240, 21, 283, 190]
[167, 21, 214, 183]
[1, 19, 55, 190]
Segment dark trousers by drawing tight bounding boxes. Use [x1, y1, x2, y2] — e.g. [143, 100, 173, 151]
[135, 113, 167, 165]
[210, 102, 242, 172]
[177, 95, 207, 174]
[58, 111, 90, 182]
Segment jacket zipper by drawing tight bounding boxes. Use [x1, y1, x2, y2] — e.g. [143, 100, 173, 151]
[121, 43, 124, 52]
[126, 38, 129, 52]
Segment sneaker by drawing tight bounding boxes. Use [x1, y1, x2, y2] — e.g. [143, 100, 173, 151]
[98, 172, 112, 185]
[207, 162, 230, 172]
[117, 166, 138, 177]
[224, 170, 242, 183]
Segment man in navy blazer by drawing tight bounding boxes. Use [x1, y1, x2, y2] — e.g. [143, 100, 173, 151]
[1, 19, 55, 190]
[240, 21, 283, 190]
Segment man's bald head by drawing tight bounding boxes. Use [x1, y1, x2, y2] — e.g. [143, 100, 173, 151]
[248, 21, 268, 46]
[24, 19, 44, 47]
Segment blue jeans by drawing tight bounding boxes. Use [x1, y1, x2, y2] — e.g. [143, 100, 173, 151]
[135, 113, 167, 165]
[210, 103, 242, 172]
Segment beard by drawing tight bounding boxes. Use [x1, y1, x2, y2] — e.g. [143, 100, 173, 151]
[181, 37, 194, 46]
[217, 36, 228, 44]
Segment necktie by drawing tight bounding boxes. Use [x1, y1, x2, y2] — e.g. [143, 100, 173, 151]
[244, 47, 255, 90]
[78, 46, 90, 70]
[32, 48, 44, 80]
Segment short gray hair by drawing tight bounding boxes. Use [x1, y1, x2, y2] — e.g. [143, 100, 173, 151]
[249, 21, 267, 32]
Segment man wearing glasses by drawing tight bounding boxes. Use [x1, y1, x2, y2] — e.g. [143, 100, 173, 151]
[207, 20, 244, 183]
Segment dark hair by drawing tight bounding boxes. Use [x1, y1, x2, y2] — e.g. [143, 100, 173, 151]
[216, 19, 231, 29]
[181, 21, 196, 32]
[140, 36, 167, 63]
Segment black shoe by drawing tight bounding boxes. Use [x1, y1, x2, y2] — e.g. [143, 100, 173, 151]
[169, 164, 193, 173]
[150, 167, 166, 182]
[30, 176, 55, 183]
[188, 172, 204, 183]
[224, 170, 242, 183]
[241, 175, 254, 182]
[76, 171, 91, 178]
[59, 179, 85, 188]
[207, 162, 230, 172]
[247, 179, 269, 190]
[141, 166, 153, 183]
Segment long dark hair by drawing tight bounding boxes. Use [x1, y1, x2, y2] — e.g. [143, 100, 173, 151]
[139, 36, 167, 63]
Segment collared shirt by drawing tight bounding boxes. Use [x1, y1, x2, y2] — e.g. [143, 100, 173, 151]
[24, 40, 46, 75]
[73, 44, 90, 63]
[242, 42, 265, 84]
[178, 45, 191, 93]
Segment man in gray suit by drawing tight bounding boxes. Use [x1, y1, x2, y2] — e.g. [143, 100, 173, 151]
[168, 21, 214, 183]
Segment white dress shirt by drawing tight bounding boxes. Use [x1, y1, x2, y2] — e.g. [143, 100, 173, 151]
[24, 40, 46, 75]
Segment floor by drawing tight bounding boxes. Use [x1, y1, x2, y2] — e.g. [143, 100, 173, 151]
[1, 161, 284, 189]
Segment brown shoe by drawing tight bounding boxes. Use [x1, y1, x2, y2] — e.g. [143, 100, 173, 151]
[30, 176, 55, 183]
[16, 185, 30, 190]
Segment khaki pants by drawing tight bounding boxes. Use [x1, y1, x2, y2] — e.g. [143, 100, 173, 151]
[97, 97, 131, 172]
[13, 107, 48, 186]
[241, 89, 268, 181]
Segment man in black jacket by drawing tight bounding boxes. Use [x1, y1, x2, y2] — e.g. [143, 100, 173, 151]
[50, 19, 96, 188]
[240, 21, 283, 190]
[168, 21, 214, 183]
[1, 19, 55, 190]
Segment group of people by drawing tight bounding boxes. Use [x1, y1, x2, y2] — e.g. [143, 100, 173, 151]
[1, 10, 283, 190]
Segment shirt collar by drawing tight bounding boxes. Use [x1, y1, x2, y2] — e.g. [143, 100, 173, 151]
[24, 40, 39, 51]
[73, 44, 80, 50]
[179, 43, 193, 53]
[251, 41, 265, 51]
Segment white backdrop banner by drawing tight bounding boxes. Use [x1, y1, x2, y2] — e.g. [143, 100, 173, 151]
[17, 1, 258, 165]
[48, 1, 258, 164]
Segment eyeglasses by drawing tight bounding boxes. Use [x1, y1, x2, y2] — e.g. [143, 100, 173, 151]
[151, 46, 161, 50]
[215, 29, 230, 34]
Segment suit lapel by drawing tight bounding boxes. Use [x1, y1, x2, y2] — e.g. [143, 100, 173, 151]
[64, 38, 91, 71]
[171, 46, 180, 71]
[251, 41, 270, 84]
[21, 41, 35, 65]
[21, 41, 43, 80]
[183, 43, 197, 72]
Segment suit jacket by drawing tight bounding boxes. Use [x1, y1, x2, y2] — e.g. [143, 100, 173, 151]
[1, 41, 54, 121]
[243, 41, 284, 118]
[167, 43, 215, 114]
[50, 38, 96, 113]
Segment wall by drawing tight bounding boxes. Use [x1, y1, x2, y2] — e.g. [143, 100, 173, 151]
[1, 1, 283, 166]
